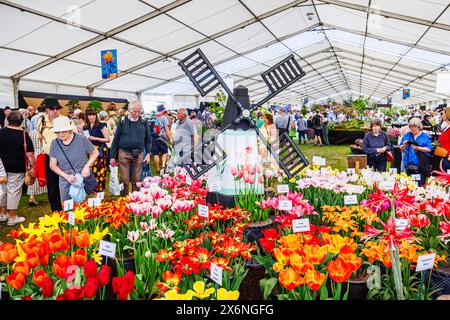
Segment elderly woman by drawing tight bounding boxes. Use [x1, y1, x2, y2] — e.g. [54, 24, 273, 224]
[49, 117, 98, 202]
[400, 117, 434, 186]
[0, 111, 35, 226]
[362, 118, 392, 172]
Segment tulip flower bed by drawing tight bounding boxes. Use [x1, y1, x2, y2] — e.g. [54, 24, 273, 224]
[0, 166, 449, 300]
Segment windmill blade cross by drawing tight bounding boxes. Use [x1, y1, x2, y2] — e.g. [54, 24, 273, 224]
[252, 55, 306, 110]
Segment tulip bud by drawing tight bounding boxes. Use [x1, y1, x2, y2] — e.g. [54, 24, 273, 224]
[231, 167, 237, 176]
[257, 165, 263, 174]
[136, 182, 142, 189]
[259, 175, 264, 184]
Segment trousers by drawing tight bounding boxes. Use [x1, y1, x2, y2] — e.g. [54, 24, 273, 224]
[118, 149, 144, 196]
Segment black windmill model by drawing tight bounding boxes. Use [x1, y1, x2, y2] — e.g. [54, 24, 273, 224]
[177, 48, 309, 182]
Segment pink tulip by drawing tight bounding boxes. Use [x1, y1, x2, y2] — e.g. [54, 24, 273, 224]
[151, 205, 162, 218]
[257, 165, 263, 175]
[248, 176, 255, 185]
[245, 146, 252, 154]
[264, 169, 273, 178]
[248, 165, 256, 175]
[231, 167, 237, 176]
[259, 175, 264, 184]
[128, 192, 141, 203]
[238, 170, 244, 178]
[136, 182, 142, 188]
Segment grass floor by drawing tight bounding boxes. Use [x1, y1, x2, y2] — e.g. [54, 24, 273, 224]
[0, 143, 352, 243]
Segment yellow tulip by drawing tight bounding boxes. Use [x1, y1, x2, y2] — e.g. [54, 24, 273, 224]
[217, 288, 239, 300]
[187, 281, 215, 299]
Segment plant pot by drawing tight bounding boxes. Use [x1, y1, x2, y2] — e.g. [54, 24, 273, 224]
[345, 278, 369, 300]
[244, 219, 275, 244]
[108, 255, 136, 277]
[426, 265, 450, 300]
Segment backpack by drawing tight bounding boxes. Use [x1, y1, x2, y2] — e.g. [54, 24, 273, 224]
[312, 115, 321, 128]
[148, 118, 161, 137]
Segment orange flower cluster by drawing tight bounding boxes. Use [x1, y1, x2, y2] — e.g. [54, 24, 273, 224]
[272, 232, 362, 292]
[321, 205, 379, 238]
[183, 205, 251, 232]
[80, 197, 131, 229]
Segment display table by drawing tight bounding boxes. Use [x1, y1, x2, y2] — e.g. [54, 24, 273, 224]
[328, 130, 365, 145]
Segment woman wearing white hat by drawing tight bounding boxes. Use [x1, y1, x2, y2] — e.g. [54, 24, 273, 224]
[48, 117, 98, 203]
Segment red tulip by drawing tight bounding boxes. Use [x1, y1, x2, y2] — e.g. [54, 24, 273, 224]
[84, 277, 99, 299]
[42, 277, 54, 298]
[33, 269, 49, 287]
[26, 252, 39, 269]
[56, 294, 66, 300]
[123, 271, 135, 293]
[83, 259, 98, 279]
[64, 285, 85, 300]
[98, 265, 110, 287]
[21, 296, 33, 300]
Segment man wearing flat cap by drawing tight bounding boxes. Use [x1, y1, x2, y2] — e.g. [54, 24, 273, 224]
[37, 97, 67, 212]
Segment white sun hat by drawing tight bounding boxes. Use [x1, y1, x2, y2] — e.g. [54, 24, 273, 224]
[51, 116, 76, 132]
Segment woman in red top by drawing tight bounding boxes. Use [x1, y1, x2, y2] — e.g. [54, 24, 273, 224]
[438, 107, 450, 171]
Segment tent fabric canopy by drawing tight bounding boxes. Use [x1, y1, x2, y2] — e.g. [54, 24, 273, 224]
[1, 0, 450, 107]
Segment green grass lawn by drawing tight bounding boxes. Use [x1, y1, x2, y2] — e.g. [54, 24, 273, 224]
[297, 143, 351, 172]
[0, 144, 352, 243]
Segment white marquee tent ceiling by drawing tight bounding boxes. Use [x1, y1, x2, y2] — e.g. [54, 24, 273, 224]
[1, 0, 450, 107]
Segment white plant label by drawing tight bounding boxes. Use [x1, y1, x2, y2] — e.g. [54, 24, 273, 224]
[415, 253, 436, 272]
[99, 240, 116, 259]
[88, 198, 101, 207]
[278, 200, 292, 211]
[119, 183, 124, 191]
[96, 192, 105, 199]
[344, 195, 358, 205]
[186, 176, 192, 185]
[447, 170, 450, 174]
[64, 199, 74, 212]
[395, 218, 409, 231]
[209, 182, 222, 192]
[198, 204, 209, 218]
[384, 181, 395, 190]
[277, 184, 289, 194]
[68, 212, 75, 226]
[83, 130, 90, 138]
[210, 263, 223, 286]
[312, 156, 325, 166]
[389, 168, 398, 174]
[347, 168, 356, 175]
[411, 174, 421, 181]
[292, 218, 311, 233]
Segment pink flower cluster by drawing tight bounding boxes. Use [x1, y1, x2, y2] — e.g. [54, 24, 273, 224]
[256, 192, 317, 218]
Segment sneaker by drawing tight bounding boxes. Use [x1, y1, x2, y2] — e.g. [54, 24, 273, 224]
[7, 216, 25, 227]
[0, 214, 8, 222]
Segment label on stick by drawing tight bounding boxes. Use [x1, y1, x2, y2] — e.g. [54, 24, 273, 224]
[347, 168, 356, 175]
[389, 168, 398, 174]
[312, 156, 325, 166]
[209, 182, 221, 192]
[68, 212, 75, 226]
[292, 218, 311, 233]
[278, 200, 292, 211]
[99, 240, 116, 259]
[415, 253, 436, 272]
[210, 263, 223, 286]
[198, 204, 209, 218]
[64, 199, 74, 212]
[344, 195, 358, 205]
[277, 184, 289, 194]
[395, 218, 409, 231]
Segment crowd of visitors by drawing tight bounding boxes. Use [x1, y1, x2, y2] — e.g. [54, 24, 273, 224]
[0, 99, 449, 224]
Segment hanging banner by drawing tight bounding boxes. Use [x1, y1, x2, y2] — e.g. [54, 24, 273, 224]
[387, 97, 392, 105]
[101, 49, 118, 79]
[303, 96, 308, 104]
[402, 88, 411, 99]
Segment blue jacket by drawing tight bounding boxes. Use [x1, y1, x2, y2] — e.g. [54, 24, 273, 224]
[400, 131, 434, 166]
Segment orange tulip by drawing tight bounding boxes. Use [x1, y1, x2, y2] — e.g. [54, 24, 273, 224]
[327, 258, 353, 283]
[75, 230, 90, 248]
[278, 234, 303, 251]
[289, 253, 314, 274]
[33, 269, 49, 287]
[305, 269, 326, 291]
[7, 271, 26, 290]
[71, 249, 87, 266]
[52, 254, 70, 279]
[338, 253, 362, 272]
[48, 230, 69, 253]
[303, 245, 328, 265]
[0, 243, 18, 264]
[278, 267, 304, 290]
[13, 261, 30, 277]
[26, 252, 39, 269]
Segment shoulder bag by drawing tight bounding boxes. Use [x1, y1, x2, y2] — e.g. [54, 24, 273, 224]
[383, 132, 394, 162]
[23, 131, 36, 186]
[56, 138, 98, 194]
